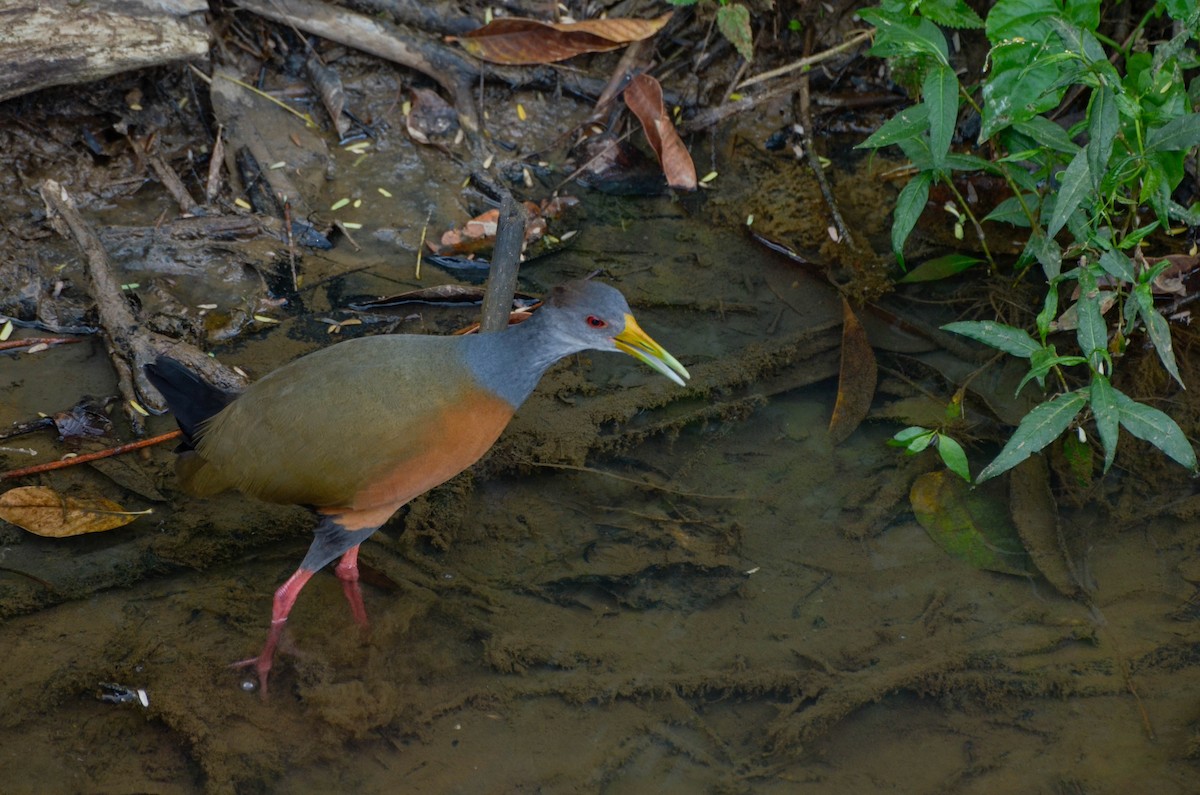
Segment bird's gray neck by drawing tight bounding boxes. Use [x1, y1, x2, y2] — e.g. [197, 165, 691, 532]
[461, 311, 574, 409]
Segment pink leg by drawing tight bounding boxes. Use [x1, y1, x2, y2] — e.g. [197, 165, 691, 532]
[232, 567, 315, 697]
[333, 545, 369, 628]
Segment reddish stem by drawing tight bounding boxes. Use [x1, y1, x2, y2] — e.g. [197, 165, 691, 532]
[1, 430, 182, 480]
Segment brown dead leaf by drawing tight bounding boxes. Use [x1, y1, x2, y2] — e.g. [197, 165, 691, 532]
[449, 13, 671, 65]
[0, 486, 147, 537]
[1147, 253, 1200, 296]
[429, 198, 578, 256]
[828, 298, 878, 444]
[306, 55, 351, 139]
[623, 74, 697, 191]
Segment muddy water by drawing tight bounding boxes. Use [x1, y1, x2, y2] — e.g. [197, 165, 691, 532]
[1, 83, 1199, 795]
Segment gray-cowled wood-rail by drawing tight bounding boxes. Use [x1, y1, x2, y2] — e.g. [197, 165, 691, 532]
[145, 280, 689, 694]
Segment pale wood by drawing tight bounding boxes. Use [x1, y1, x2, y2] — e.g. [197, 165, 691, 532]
[0, 0, 209, 103]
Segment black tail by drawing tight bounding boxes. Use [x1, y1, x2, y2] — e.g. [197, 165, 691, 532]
[144, 356, 238, 449]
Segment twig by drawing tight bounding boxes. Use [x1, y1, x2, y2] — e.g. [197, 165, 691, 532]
[794, 29, 864, 259]
[0, 430, 182, 481]
[521, 460, 741, 501]
[0, 337, 83, 352]
[737, 29, 873, 90]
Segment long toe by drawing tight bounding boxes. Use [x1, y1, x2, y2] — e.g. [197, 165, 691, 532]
[230, 655, 274, 699]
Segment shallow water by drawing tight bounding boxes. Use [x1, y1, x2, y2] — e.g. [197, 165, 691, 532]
[1, 65, 1199, 795]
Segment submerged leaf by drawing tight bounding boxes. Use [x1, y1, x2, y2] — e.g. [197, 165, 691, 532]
[828, 299, 877, 444]
[898, 254, 981, 283]
[0, 486, 146, 537]
[910, 472, 1033, 575]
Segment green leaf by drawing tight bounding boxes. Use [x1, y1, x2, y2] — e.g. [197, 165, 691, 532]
[1086, 86, 1117, 190]
[1046, 147, 1091, 239]
[716, 4, 753, 61]
[858, 104, 930, 149]
[944, 152, 994, 172]
[860, 8, 949, 65]
[1097, 248, 1135, 283]
[1134, 284, 1185, 389]
[898, 254, 982, 283]
[983, 194, 1036, 227]
[1048, 16, 1105, 60]
[976, 390, 1088, 482]
[1113, 389, 1197, 470]
[1012, 116, 1078, 155]
[1017, 349, 1086, 395]
[919, 0, 985, 29]
[1024, 231, 1062, 280]
[935, 434, 971, 482]
[1141, 154, 1173, 225]
[906, 429, 936, 453]
[985, 0, 1058, 42]
[1169, 200, 1200, 226]
[897, 135, 935, 171]
[1146, 113, 1200, 153]
[980, 41, 1063, 140]
[892, 171, 932, 266]
[1035, 278, 1059, 338]
[1089, 374, 1119, 472]
[941, 320, 1040, 357]
[924, 64, 959, 167]
[1074, 268, 1108, 369]
[1119, 221, 1161, 251]
[890, 425, 932, 445]
[1062, 0, 1101, 32]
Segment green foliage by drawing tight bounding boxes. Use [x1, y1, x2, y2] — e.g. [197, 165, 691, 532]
[862, 0, 1200, 481]
[666, 0, 765, 61]
[716, 3, 754, 60]
[889, 417, 973, 482]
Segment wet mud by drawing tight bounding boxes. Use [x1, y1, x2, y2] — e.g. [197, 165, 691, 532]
[1, 13, 1199, 795]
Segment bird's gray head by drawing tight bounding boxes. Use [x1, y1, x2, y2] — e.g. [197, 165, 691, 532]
[537, 280, 690, 386]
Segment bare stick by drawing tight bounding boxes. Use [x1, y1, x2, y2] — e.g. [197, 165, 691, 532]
[0, 430, 183, 481]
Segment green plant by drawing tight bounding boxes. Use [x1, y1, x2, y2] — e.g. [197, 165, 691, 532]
[889, 425, 972, 481]
[667, 0, 760, 61]
[860, 0, 1200, 481]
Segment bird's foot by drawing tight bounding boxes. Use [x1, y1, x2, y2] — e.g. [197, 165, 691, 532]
[230, 617, 287, 699]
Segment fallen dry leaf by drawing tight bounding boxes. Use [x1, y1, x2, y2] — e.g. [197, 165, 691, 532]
[429, 197, 578, 256]
[306, 55, 350, 139]
[828, 298, 877, 444]
[449, 13, 670, 65]
[0, 485, 147, 537]
[623, 73, 697, 191]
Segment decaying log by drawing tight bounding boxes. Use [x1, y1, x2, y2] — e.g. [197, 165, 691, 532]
[0, 0, 209, 103]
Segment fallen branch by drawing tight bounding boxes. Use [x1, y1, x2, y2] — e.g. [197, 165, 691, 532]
[38, 180, 247, 432]
[0, 430, 182, 481]
[737, 29, 873, 91]
[235, 0, 487, 159]
[0, 337, 82, 353]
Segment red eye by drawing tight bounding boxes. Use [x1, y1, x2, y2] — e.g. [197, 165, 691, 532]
[586, 315, 607, 328]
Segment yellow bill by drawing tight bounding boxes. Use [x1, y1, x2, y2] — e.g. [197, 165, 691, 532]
[614, 314, 690, 387]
